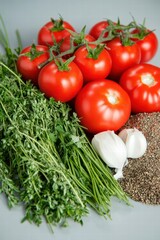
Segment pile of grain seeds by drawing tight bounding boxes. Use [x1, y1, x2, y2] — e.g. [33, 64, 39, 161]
[118, 112, 160, 205]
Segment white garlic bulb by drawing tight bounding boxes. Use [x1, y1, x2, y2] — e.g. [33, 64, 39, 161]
[118, 128, 147, 158]
[91, 130, 128, 179]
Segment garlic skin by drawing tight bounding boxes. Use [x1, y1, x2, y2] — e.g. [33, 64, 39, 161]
[91, 130, 127, 179]
[118, 128, 147, 158]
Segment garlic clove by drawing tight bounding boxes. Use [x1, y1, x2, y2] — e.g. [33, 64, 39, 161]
[118, 128, 147, 159]
[91, 130, 127, 172]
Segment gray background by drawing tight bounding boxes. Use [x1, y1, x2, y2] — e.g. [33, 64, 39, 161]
[0, 0, 160, 67]
[0, 0, 160, 240]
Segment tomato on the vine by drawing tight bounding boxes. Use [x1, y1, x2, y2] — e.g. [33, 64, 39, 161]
[131, 29, 159, 63]
[75, 79, 131, 134]
[73, 44, 112, 83]
[119, 63, 160, 113]
[37, 18, 75, 46]
[89, 20, 121, 42]
[89, 20, 110, 40]
[107, 37, 141, 81]
[16, 44, 49, 85]
[60, 34, 95, 59]
[38, 59, 83, 102]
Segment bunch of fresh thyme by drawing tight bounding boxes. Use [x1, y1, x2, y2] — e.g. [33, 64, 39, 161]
[0, 60, 129, 228]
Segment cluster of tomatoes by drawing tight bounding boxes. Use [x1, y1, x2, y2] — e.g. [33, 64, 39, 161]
[16, 17, 160, 134]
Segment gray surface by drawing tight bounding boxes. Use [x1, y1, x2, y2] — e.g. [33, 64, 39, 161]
[0, 0, 160, 240]
[0, 194, 160, 240]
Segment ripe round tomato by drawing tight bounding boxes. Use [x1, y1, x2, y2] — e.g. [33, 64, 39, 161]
[75, 79, 131, 134]
[37, 18, 75, 46]
[107, 37, 141, 81]
[38, 60, 83, 102]
[119, 63, 160, 113]
[131, 29, 159, 63]
[89, 20, 110, 40]
[17, 45, 49, 85]
[73, 44, 112, 83]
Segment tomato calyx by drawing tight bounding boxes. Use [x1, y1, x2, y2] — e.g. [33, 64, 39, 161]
[59, 26, 96, 58]
[21, 44, 45, 60]
[131, 27, 151, 40]
[129, 18, 154, 40]
[86, 44, 105, 60]
[119, 30, 135, 46]
[67, 26, 88, 45]
[38, 40, 76, 69]
[54, 56, 75, 71]
[141, 73, 156, 87]
[39, 50, 75, 71]
[49, 17, 65, 32]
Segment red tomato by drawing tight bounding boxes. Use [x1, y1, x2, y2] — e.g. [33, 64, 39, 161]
[38, 60, 83, 102]
[73, 44, 112, 83]
[131, 29, 159, 63]
[37, 18, 75, 46]
[107, 38, 141, 81]
[119, 63, 160, 113]
[17, 45, 49, 85]
[89, 20, 110, 39]
[75, 79, 131, 134]
[60, 34, 95, 58]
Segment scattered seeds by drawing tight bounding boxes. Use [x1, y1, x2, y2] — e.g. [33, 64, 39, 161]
[119, 112, 160, 205]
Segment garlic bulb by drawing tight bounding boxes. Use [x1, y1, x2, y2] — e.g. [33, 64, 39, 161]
[91, 130, 127, 180]
[118, 128, 147, 158]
